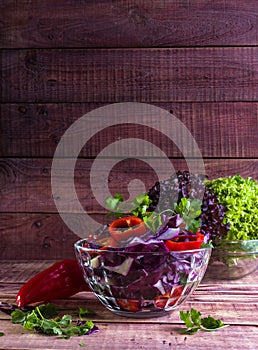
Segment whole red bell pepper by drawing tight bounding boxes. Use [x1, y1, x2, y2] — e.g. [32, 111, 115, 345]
[16, 259, 90, 308]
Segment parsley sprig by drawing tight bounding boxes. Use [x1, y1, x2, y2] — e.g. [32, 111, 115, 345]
[180, 308, 229, 334]
[174, 198, 202, 233]
[11, 303, 97, 339]
[106, 192, 202, 234]
[106, 193, 152, 219]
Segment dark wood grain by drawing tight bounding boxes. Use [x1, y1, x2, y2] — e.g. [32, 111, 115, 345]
[1, 321, 257, 350]
[0, 158, 258, 214]
[0, 213, 86, 260]
[1, 48, 258, 103]
[1, 156, 258, 260]
[1, 102, 258, 158]
[1, 0, 258, 264]
[1, 0, 258, 48]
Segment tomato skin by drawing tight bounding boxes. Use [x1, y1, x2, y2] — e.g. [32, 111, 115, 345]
[108, 216, 146, 242]
[117, 299, 140, 312]
[165, 232, 204, 251]
[154, 286, 183, 309]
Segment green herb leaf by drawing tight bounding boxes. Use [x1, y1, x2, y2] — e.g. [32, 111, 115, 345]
[0, 332, 4, 336]
[180, 310, 195, 328]
[78, 306, 96, 319]
[201, 240, 214, 248]
[79, 343, 87, 347]
[38, 303, 58, 318]
[180, 308, 229, 334]
[11, 309, 26, 324]
[106, 192, 152, 220]
[174, 198, 202, 232]
[11, 303, 97, 339]
[130, 193, 152, 219]
[106, 194, 125, 217]
[201, 316, 229, 331]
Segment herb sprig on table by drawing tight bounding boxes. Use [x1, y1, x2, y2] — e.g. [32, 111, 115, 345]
[11, 303, 98, 339]
[180, 308, 229, 334]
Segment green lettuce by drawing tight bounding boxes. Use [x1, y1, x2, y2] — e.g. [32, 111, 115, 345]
[206, 174, 258, 240]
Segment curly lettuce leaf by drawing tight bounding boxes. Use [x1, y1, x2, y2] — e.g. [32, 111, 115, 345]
[206, 175, 258, 240]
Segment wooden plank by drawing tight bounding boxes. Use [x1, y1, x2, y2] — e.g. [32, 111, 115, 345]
[0, 213, 102, 260]
[0, 158, 258, 213]
[0, 321, 257, 350]
[0, 261, 57, 283]
[1, 260, 257, 350]
[1, 291, 258, 325]
[1, 1, 258, 48]
[1, 102, 258, 158]
[1, 48, 258, 102]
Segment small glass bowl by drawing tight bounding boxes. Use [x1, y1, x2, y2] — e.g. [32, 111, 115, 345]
[74, 238, 211, 318]
[206, 240, 258, 280]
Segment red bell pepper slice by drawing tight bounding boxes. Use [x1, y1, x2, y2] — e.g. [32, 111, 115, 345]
[117, 298, 140, 312]
[165, 232, 204, 251]
[16, 259, 90, 308]
[108, 216, 146, 242]
[154, 285, 183, 309]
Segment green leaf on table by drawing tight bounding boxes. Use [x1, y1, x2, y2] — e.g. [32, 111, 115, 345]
[10, 303, 97, 339]
[11, 309, 26, 324]
[38, 303, 58, 318]
[78, 306, 96, 319]
[179, 309, 195, 329]
[201, 316, 229, 331]
[180, 308, 229, 334]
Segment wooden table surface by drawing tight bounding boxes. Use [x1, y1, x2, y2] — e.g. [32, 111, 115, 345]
[0, 260, 257, 350]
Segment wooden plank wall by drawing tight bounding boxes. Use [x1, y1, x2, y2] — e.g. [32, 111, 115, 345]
[0, 0, 258, 260]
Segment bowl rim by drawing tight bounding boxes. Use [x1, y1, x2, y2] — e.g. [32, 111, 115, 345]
[213, 239, 258, 254]
[74, 238, 212, 255]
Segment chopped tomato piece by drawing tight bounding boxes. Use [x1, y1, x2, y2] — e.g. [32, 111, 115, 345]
[154, 286, 183, 309]
[117, 298, 140, 312]
[108, 216, 146, 242]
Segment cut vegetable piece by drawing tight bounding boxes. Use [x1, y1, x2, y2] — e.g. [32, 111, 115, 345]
[108, 216, 146, 242]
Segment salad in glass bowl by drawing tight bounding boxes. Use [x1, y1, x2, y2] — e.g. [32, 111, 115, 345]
[148, 171, 258, 280]
[202, 174, 258, 279]
[146, 171, 258, 280]
[75, 172, 212, 317]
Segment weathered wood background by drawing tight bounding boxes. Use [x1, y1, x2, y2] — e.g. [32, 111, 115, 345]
[1, 0, 258, 259]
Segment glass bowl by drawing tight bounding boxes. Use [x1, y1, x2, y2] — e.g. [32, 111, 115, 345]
[206, 240, 258, 280]
[74, 238, 211, 318]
